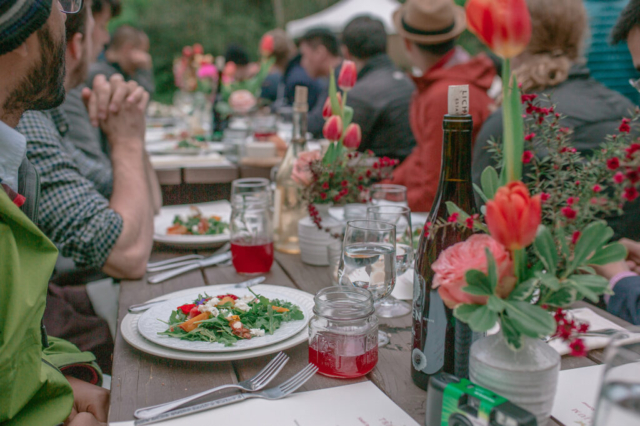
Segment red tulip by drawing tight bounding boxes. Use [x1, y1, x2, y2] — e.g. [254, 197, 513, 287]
[485, 182, 541, 250]
[260, 34, 275, 57]
[182, 46, 194, 58]
[323, 115, 343, 141]
[338, 60, 357, 91]
[343, 123, 362, 150]
[466, 0, 532, 58]
[193, 43, 204, 55]
[322, 93, 342, 119]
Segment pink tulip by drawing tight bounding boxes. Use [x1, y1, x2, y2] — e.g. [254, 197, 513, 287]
[197, 63, 218, 79]
[322, 93, 342, 119]
[343, 123, 362, 150]
[338, 61, 357, 91]
[323, 115, 343, 141]
[260, 34, 275, 57]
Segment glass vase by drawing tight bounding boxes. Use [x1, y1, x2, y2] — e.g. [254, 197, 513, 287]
[469, 331, 561, 426]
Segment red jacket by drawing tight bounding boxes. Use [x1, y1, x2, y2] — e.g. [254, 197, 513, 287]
[388, 49, 496, 212]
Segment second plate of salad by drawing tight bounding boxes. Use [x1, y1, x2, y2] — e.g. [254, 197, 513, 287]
[154, 201, 231, 248]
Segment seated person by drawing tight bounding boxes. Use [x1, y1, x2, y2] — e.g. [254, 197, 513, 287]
[298, 28, 343, 138]
[386, 0, 497, 212]
[225, 44, 253, 82]
[260, 29, 296, 104]
[88, 24, 155, 95]
[0, 1, 109, 425]
[341, 16, 416, 163]
[594, 239, 640, 325]
[472, 0, 640, 241]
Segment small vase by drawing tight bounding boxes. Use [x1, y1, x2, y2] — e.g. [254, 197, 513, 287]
[469, 331, 560, 426]
[298, 204, 343, 266]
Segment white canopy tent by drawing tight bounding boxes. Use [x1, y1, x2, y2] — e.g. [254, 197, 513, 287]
[285, 0, 401, 39]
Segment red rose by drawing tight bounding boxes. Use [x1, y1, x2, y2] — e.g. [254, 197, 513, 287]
[522, 150, 534, 163]
[614, 172, 626, 184]
[561, 206, 577, 219]
[619, 118, 631, 133]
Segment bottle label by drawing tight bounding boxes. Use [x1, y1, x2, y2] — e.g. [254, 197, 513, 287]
[448, 85, 470, 115]
[412, 274, 447, 374]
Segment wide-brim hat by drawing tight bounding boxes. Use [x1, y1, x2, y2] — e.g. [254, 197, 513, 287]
[393, 0, 466, 45]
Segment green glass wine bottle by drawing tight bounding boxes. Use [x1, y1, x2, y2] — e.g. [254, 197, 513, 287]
[411, 112, 477, 390]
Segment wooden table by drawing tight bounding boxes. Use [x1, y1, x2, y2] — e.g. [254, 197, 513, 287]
[109, 250, 631, 425]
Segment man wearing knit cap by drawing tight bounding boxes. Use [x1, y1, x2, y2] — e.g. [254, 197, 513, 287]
[0, 1, 110, 425]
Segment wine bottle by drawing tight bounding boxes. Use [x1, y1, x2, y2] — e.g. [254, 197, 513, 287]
[411, 86, 477, 390]
[274, 86, 308, 254]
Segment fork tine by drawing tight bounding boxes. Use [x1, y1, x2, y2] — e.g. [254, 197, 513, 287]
[251, 352, 288, 384]
[277, 364, 318, 392]
[253, 353, 289, 388]
[279, 365, 319, 395]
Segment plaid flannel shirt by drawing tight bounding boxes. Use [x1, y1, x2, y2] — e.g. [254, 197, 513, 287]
[17, 107, 123, 268]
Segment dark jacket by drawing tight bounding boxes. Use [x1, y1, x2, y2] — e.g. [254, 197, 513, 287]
[608, 276, 640, 325]
[347, 54, 416, 162]
[473, 66, 640, 240]
[308, 65, 341, 138]
[282, 54, 322, 111]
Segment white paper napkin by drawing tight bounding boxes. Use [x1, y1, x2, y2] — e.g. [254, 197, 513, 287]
[549, 308, 625, 356]
[150, 153, 228, 169]
[392, 268, 414, 301]
[551, 364, 605, 425]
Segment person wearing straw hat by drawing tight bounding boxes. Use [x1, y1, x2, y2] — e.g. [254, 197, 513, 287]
[385, 0, 497, 213]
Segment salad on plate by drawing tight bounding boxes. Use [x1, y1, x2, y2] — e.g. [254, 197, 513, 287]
[160, 289, 304, 346]
[167, 206, 228, 236]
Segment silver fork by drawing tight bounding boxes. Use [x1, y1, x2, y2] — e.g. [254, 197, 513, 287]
[134, 364, 319, 426]
[134, 352, 289, 419]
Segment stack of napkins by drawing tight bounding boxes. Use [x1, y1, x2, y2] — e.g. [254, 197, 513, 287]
[111, 382, 420, 426]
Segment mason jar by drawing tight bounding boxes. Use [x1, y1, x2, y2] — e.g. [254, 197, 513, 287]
[230, 194, 273, 275]
[308, 287, 378, 378]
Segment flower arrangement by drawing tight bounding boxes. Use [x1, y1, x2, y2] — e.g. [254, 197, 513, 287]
[173, 43, 218, 94]
[290, 61, 397, 229]
[425, 0, 637, 355]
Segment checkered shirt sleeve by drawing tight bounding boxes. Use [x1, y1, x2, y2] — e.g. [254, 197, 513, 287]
[17, 110, 123, 268]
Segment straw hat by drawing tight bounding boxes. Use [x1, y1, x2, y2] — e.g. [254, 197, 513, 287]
[393, 0, 466, 45]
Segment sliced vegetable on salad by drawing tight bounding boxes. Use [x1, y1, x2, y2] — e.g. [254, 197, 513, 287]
[167, 206, 228, 236]
[159, 289, 304, 346]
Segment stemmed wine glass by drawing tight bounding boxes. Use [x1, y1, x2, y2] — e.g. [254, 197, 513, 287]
[369, 184, 408, 207]
[366, 206, 413, 318]
[338, 220, 396, 346]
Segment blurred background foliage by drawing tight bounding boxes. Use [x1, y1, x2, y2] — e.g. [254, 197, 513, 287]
[111, 0, 483, 104]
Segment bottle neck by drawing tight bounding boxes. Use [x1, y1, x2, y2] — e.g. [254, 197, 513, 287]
[291, 106, 308, 153]
[435, 115, 474, 207]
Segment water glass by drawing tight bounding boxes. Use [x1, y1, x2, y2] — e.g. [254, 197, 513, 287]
[343, 203, 368, 222]
[593, 331, 640, 426]
[229, 194, 273, 275]
[327, 240, 343, 286]
[370, 184, 408, 206]
[366, 205, 414, 318]
[231, 178, 271, 205]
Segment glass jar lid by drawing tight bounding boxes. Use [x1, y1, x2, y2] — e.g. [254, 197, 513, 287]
[313, 287, 375, 320]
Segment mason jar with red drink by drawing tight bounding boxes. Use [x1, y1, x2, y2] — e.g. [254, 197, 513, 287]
[229, 193, 274, 275]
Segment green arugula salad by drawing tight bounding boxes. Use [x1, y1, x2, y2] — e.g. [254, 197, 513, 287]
[159, 289, 304, 346]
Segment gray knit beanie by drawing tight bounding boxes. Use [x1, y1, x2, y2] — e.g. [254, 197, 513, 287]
[0, 0, 52, 56]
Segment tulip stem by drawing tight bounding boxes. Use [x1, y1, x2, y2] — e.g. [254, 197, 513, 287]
[513, 247, 526, 283]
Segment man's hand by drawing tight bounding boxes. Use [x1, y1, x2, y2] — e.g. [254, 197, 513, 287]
[99, 76, 149, 145]
[593, 260, 631, 281]
[620, 238, 640, 274]
[63, 376, 109, 425]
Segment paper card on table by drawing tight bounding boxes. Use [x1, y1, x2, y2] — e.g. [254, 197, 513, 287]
[548, 308, 625, 356]
[551, 364, 605, 426]
[392, 268, 414, 301]
[110, 381, 420, 426]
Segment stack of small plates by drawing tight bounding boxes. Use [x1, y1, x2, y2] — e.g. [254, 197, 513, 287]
[298, 215, 343, 266]
[121, 284, 314, 362]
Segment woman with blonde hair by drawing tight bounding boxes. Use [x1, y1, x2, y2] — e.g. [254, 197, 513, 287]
[472, 0, 640, 241]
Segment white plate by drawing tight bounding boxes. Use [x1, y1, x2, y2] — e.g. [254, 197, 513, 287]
[121, 285, 312, 361]
[137, 287, 312, 353]
[154, 201, 231, 249]
[146, 141, 227, 156]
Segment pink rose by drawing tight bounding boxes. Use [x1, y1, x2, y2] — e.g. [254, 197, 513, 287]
[291, 150, 321, 187]
[432, 234, 515, 308]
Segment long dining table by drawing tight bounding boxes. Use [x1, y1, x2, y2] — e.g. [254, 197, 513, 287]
[109, 248, 632, 425]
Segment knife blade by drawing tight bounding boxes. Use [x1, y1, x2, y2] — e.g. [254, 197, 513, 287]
[148, 251, 231, 284]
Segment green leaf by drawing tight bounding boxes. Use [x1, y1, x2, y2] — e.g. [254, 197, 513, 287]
[445, 202, 470, 220]
[453, 304, 498, 332]
[464, 269, 493, 296]
[342, 106, 354, 130]
[508, 278, 537, 301]
[536, 272, 561, 291]
[568, 222, 614, 274]
[500, 314, 523, 350]
[487, 296, 506, 313]
[588, 243, 628, 266]
[328, 70, 340, 116]
[480, 166, 500, 200]
[504, 301, 556, 338]
[486, 249, 498, 293]
[543, 287, 577, 307]
[534, 226, 558, 275]
[473, 183, 489, 203]
[556, 227, 570, 259]
[568, 274, 609, 303]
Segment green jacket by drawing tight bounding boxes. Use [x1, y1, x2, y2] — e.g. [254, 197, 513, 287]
[0, 188, 102, 425]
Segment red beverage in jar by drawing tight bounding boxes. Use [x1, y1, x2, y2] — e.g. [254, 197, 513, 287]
[253, 131, 278, 141]
[308, 333, 378, 378]
[231, 239, 274, 274]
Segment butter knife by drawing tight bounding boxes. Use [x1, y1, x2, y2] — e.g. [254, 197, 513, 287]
[148, 251, 231, 284]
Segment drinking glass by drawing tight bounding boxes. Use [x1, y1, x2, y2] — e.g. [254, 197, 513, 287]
[593, 330, 640, 426]
[231, 178, 271, 205]
[339, 220, 396, 346]
[229, 194, 273, 275]
[366, 206, 413, 318]
[370, 184, 408, 207]
[327, 240, 343, 286]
